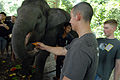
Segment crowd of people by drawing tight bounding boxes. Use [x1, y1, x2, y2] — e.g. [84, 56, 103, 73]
[0, 1, 120, 80]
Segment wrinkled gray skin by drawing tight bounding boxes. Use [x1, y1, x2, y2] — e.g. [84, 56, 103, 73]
[12, 0, 70, 79]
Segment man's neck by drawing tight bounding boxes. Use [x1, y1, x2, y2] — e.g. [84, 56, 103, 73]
[106, 35, 115, 39]
[78, 30, 92, 38]
[76, 21, 92, 38]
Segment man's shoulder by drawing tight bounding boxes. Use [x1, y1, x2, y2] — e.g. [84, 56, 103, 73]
[114, 38, 120, 42]
[97, 38, 104, 41]
[114, 39, 120, 46]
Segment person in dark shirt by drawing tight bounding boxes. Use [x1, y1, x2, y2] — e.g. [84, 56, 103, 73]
[0, 12, 12, 56]
[5, 16, 16, 55]
[6, 15, 16, 60]
[9, 15, 16, 34]
[95, 19, 120, 80]
[53, 22, 74, 80]
[35, 2, 98, 80]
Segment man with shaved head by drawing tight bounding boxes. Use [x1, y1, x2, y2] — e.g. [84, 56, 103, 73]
[36, 2, 98, 80]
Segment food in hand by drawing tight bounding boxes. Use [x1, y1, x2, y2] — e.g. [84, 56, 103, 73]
[32, 42, 40, 46]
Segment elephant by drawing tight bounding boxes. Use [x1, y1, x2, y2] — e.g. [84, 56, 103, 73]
[12, 0, 72, 79]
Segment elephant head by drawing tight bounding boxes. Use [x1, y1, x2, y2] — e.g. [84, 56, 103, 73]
[12, 0, 70, 59]
[11, 0, 70, 79]
[12, 0, 50, 59]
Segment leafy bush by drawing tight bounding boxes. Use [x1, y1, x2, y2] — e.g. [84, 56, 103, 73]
[0, 0, 119, 39]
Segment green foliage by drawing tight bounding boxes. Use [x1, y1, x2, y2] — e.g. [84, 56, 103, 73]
[0, 0, 24, 16]
[47, 0, 73, 13]
[47, 0, 57, 8]
[59, 0, 73, 13]
[0, 1, 5, 12]
[90, 0, 120, 39]
[0, 0, 119, 39]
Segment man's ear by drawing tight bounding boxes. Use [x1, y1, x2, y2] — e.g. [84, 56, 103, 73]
[64, 27, 65, 30]
[113, 26, 117, 31]
[76, 13, 81, 21]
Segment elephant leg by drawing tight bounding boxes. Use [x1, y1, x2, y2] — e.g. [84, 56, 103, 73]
[21, 54, 36, 76]
[31, 51, 49, 80]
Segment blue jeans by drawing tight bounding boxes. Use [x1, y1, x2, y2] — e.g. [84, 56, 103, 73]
[0, 37, 7, 51]
[95, 74, 102, 80]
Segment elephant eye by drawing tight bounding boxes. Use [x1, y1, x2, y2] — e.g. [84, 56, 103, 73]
[37, 15, 41, 19]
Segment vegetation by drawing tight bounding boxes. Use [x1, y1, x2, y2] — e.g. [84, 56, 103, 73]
[90, 0, 120, 39]
[0, 0, 120, 39]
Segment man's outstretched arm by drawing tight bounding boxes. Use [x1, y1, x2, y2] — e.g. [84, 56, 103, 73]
[36, 42, 67, 55]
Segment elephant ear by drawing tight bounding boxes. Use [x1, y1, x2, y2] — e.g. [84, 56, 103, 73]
[42, 8, 70, 46]
[47, 8, 70, 29]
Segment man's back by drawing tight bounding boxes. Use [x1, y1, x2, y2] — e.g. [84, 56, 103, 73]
[60, 33, 98, 80]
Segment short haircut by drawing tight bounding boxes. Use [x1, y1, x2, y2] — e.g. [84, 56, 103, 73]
[64, 22, 71, 28]
[0, 12, 6, 16]
[12, 15, 16, 18]
[72, 2, 93, 22]
[104, 19, 118, 28]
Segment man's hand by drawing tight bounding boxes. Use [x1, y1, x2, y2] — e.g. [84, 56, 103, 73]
[35, 42, 47, 50]
[32, 42, 47, 51]
[33, 42, 67, 55]
[0, 24, 4, 26]
[63, 76, 71, 80]
[0, 23, 9, 30]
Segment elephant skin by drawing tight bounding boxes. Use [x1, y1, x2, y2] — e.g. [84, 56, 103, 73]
[12, 0, 70, 79]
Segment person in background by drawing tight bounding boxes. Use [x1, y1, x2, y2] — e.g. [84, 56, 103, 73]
[6, 15, 16, 55]
[0, 12, 11, 56]
[35, 2, 98, 80]
[95, 19, 120, 80]
[53, 22, 74, 80]
[11, 16, 16, 24]
[9, 15, 16, 61]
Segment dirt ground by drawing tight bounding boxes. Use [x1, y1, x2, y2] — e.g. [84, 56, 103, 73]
[0, 54, 23, 80]
[0, 53, 56, 80]
[0, 52, 114, 80]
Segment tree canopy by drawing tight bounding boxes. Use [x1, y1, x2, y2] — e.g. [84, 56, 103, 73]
[0, 0, 120, 39]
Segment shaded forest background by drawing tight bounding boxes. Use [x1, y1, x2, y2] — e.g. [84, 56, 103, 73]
[0, 0, 120, 39]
